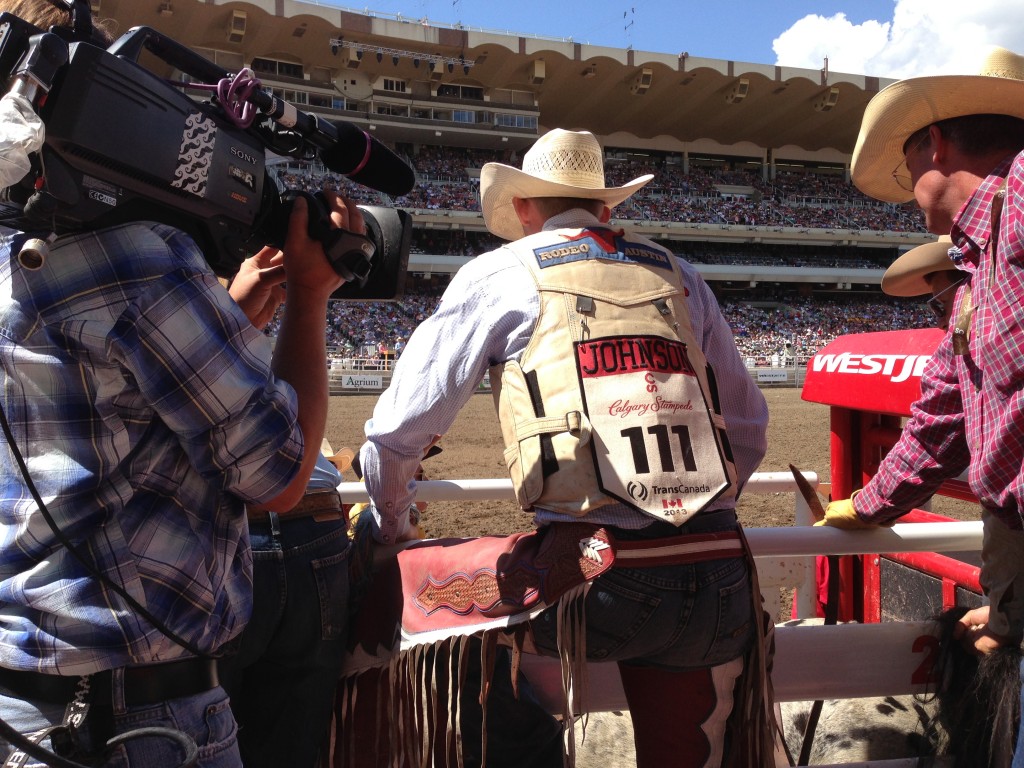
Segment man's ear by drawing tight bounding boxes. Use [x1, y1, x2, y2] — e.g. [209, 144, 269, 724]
[512, 197, 531, 223]
[928, 123, 947, 165]
[598, 205, 612, 223]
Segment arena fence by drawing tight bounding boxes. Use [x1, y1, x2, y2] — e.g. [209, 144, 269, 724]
[338, 471, 983, 711]
[327, 365, 806, 394]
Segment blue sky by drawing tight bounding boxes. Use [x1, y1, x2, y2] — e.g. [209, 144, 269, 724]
[325, 0, 1024, 79]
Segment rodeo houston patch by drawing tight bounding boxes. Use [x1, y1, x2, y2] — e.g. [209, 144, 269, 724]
[576, 334, 730, 525]
[532, 231, 674, 271]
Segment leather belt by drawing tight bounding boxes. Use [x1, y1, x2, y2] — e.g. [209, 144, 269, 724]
[612, 530, 742, 568]
[246, 488, 345, 524]
[0, 657, 220, 708]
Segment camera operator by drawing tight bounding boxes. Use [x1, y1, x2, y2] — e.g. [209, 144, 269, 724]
[0, 3, 359, 766]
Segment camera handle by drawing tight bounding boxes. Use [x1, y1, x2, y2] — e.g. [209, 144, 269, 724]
[277, 191, 375, 287]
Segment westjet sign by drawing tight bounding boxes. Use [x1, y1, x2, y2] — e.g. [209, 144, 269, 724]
[802, 329, 945, 416]
[810, 353, 930, 384]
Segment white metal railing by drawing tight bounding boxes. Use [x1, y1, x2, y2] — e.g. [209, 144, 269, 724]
[338, 471, 983, 559]
[342, 469, 981, 766]
[340, 471, 983, 619]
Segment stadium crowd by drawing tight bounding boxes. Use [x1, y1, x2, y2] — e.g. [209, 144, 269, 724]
[272, 142, 927, 234]
[262, 286, 933, 369]
[264, 142, 933, 368]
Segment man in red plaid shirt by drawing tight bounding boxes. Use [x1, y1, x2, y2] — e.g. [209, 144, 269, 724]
[817, 46, 1024, 762]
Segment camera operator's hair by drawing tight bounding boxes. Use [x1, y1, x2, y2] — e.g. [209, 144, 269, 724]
[3, 0, 116, 45]
[5, 0, 68, 28]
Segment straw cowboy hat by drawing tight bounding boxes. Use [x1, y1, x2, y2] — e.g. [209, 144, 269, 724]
[851, 46, 1024, 204]
[320, 439, 354, 473]
[881, 236, 955, 297]
[479, 128, 653, 241]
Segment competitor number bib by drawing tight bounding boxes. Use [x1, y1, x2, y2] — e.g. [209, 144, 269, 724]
[575, 334, 732, 525]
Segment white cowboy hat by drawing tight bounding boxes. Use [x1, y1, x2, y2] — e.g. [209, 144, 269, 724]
[881, 236, 955, 297]
[479, 128, 653, 241]
[851, 46, 1024, 204]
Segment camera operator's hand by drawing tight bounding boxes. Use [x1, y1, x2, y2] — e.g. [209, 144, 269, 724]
[282, 192, 364, 296]
[259, 192, 365, 513]
[229, 248, 286, 330]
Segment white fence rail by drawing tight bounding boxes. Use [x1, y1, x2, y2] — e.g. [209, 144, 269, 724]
[342, 470, 979, 767]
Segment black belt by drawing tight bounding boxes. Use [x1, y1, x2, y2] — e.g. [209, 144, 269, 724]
[0, 657, 220, 708]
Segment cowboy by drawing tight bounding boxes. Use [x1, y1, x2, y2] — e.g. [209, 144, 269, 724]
[357, 129, 772, 767]
[882, 236, 964, 330]
[817, 47, 1024, 764]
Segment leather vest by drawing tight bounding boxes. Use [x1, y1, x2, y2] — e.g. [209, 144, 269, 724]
[490, 226, 737, 527]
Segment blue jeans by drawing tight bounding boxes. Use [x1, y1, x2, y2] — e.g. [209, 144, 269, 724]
[528, 509, 754, 670]
[218, 514, 350, 768]
[0, 685, 240, 768]
[466, 509, 752, 768]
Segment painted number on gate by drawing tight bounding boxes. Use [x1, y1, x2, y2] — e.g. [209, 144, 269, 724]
[911, 634, 940, 686]
[621, 424, 696, 474]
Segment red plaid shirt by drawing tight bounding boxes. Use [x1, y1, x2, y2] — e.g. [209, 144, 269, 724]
[858, 151, 1024, 530]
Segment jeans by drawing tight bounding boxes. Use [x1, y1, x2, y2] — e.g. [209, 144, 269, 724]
[528, 508, 754, 670]
[0, 685, 240, 768]
[218, 514, 350, 768]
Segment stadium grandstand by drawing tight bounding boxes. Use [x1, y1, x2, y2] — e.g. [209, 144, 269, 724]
[94, 0, 938, 370]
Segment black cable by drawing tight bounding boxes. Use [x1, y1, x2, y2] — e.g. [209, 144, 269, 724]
[0, 398, 206, 658]
[0, 716, 198, 768]
[0, 403, 208, 766]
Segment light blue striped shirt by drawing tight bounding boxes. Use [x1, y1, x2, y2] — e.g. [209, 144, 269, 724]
[361, 210, 768, 543]
[0, 222, 304, 673]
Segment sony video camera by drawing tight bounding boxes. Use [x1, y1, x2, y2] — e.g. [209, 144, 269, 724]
[0, 3, 415, 299]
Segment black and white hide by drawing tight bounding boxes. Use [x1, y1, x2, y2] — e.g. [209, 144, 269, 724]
[780, 609, 1020, 767]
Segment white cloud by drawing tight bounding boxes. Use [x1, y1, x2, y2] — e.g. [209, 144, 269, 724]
[772, 0, 1024, 79]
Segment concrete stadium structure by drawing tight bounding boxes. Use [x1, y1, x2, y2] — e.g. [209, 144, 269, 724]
[93, 0, 934, 295]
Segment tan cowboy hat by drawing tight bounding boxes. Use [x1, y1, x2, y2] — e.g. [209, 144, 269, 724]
[320, 439, 354, 472]
[479, 128, 653, 241]
[881, 236, 955, 297]
[851, 46, 1024, 204]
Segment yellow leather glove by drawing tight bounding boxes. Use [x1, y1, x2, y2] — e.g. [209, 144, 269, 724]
[813, 493, 879, 529]
[347, 501, 426, 540]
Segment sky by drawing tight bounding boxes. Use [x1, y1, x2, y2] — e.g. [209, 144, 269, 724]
[325, 0, 1024, 80]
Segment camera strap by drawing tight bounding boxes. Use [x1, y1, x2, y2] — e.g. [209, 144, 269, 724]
[1, 677, 91, 768]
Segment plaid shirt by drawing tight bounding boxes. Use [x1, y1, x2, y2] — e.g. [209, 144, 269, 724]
[858, 151, 1024, 530]
[0, 222, 304, 674]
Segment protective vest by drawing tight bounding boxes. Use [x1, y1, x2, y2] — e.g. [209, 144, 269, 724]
[490, 226, 738, 527]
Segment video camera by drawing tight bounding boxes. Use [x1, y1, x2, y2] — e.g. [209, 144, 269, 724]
[0, 2, 415, 300]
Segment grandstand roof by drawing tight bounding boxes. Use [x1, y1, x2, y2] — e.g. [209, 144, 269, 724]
[99, 0, 893, 158]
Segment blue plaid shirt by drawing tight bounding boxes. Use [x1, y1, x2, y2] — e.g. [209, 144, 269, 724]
[0, 222, 304, 674]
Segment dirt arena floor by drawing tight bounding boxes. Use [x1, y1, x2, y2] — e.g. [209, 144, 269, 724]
[324, 386, 977, 539]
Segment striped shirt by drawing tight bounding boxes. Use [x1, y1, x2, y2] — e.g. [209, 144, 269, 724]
[0, 222, 304, 674]
[857, 151, 1024, 530]
[360, 210, 769, 543]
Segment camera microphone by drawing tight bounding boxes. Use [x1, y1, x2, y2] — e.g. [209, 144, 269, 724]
[320, 121, 416, 198]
